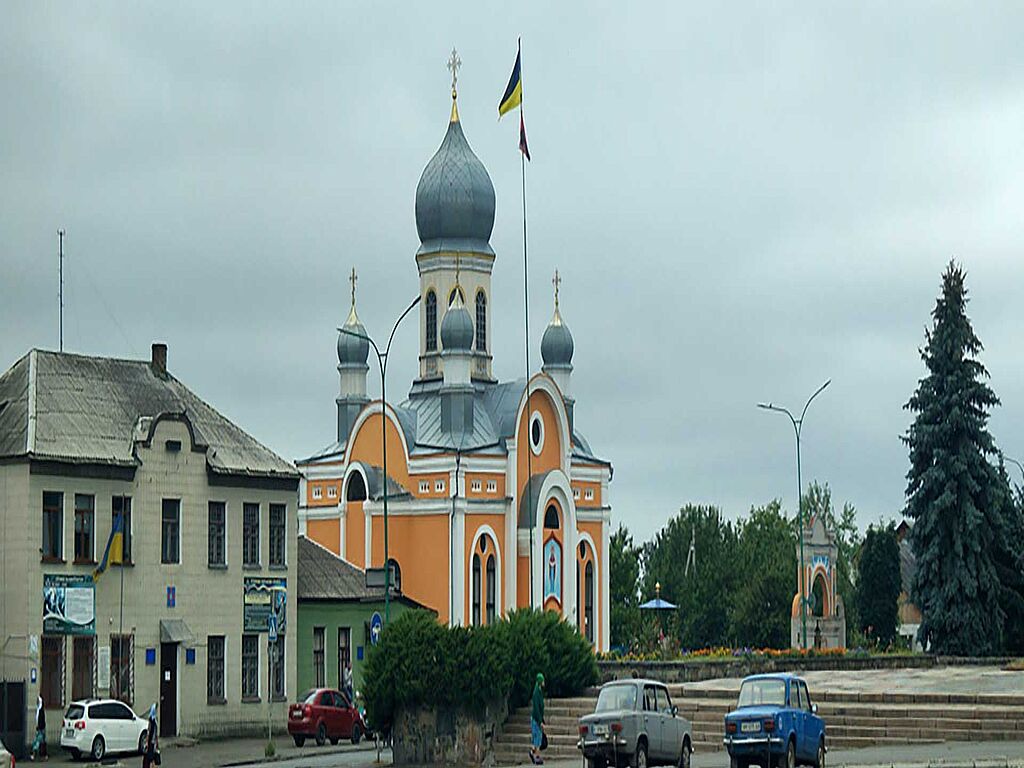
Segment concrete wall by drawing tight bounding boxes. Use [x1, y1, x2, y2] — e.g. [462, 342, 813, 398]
[0, 417, 299, 745]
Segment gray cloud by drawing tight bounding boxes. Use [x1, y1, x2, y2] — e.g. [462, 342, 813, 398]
[3, 2, 1024, 543]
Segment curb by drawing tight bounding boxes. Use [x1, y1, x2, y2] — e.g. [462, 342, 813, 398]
[217, 742, 379, 767]
[828, 762, 1024, 768]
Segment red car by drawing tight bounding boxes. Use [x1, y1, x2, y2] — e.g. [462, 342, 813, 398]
[288, 688, 365, 747]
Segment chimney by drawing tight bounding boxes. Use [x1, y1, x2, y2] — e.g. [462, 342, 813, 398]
[151, 342, 167, 376]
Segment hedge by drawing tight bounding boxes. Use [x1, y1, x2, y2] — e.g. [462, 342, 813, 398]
[362, 608, 598, 728]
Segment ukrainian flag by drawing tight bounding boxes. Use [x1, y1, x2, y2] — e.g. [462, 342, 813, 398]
[94, 511, 125, 581]
[498, 45, 522, 117]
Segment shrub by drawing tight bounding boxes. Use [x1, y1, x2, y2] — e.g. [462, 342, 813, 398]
[363, 608, 596, 728]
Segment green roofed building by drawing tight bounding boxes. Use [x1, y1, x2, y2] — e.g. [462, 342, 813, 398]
[296, 536, 429, 697]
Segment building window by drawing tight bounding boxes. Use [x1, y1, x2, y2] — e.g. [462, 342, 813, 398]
[573, 487, 581, 500]
[472, 553, 482, 627]
[585, 488, 595, 501]
[346, 473, 367, 502]
[585, 561, 595, 643]
[544, 504, 560, 530]
[112, 496, 132, 564]
[161, 499, 180, 564]
[313, 627, 325, 688]
[271, 638, 285, 700]
[425, 290, 438, 352]
[42, 491, 63, 561]
[418, 480, 430, 494]
[208, 501, 226, 567]
[529, 411, 544, 455]
[242, 635, 259, 700]
[41, 636, 65, 709]
[337, 628, 351, 690]
[486, 555, 496, 625]
[269, 504, 286, 567]
[207, 636, 225, 704]
[312, 486, 322, 500]
[327, 485, 337, 499]
[475, 291, 487, 352]
[486, 480, 497, 494]
[434, 479, 445, 493]
[74, 494, 95, 564]
[110, 633, 133, 704]
[471, 479, 482, 493]
[243, 503, 260, 567]
[72, 636, 95, 701]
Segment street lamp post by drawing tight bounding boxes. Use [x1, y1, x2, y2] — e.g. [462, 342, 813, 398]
[758, 379, 831, 650]
[1001, 454, 1024, 487]
[340, 294, 421, 623]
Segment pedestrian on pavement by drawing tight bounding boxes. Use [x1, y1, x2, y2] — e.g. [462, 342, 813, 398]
[529, 672, 545, 765]
[343, 663, 354, 702]
[30, 695, 47, 761]
[142, 703, 159, 768]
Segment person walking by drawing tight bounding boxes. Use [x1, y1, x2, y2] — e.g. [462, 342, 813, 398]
[30, 695, 47, 761]
[141, 704, 159, 768]
[529, 673, 545, 765]
[342, 663, 354, 702]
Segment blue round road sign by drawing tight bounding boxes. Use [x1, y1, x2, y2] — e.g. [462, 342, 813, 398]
[370, 612, 383, 646]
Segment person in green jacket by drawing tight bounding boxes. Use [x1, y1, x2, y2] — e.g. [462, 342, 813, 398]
[530, 673, 545, 765]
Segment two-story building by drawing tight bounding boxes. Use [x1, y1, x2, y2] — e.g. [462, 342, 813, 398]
[0, 344, 299, 748]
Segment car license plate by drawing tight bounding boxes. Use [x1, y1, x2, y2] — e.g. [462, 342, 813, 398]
[740, 721, 760, 733]
[65, 728, 76, 738]
[592, 724, 609, 736]
[291, 711, 301, 719]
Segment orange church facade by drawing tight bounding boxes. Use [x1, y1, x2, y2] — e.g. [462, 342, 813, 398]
[295, 79, 612, 649]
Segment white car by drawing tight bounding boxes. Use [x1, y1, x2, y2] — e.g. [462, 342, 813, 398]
[0, 740, 13, 768]
[60, 699, 149, 761]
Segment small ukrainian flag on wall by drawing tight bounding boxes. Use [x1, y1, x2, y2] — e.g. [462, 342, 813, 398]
[94, 512, 125, 580]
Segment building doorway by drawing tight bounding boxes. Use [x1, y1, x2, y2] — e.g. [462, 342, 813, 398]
[159, 643, 177, 737]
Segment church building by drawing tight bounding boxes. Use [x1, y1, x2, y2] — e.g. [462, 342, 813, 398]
[296, 72, 612, 650]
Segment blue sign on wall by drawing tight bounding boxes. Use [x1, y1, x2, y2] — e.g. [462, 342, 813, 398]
[145, 648, 156, 666]
[185, 648, 196, 665]
[166, 586, 176, 608]
[356, 646, 364, 661]
[369, 612, 383, 646]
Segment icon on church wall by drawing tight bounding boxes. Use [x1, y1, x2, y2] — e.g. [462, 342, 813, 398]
[544, 537, 561, 604]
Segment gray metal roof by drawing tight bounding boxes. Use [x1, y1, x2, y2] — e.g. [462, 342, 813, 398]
[297, 535, 427, 607]
[0, 349, 297, 480]
[414, 109, 495, 257]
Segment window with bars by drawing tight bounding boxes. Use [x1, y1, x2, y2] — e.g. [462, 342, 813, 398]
[42, 491, 63, 561]
[269, 504, 286, 567]
[242, 635, 259, 700]
[208, 502, 226, 567]
[41, 635, 65, 709]
[475, 291, 487, 352]
[110, 633, 134, 704]
[112, 496, 132, 564]
[271, 639, 285, 700]
[425, 291, 438, 352]
[161, 499, 180, 564]
[72, 636, 96, 701]
[337, 628, 351, 689]
[74, 494, 95, 563]
[243, 503, 260, 567]
[207, 636, 225, 704]
[312, 627, 325, 688]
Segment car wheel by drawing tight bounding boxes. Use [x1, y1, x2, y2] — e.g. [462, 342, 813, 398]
[139, 731, 148, 754]
[293, 735, 305, 747]
[679, 738, 692, 768]
[91, 735, 106, 761]
[631, 741, 647, 768]
[316, 722, 327, 746]
[785, 739, 796, 768]
[351, 723, 363, 745]
[816, 739, 826, 768]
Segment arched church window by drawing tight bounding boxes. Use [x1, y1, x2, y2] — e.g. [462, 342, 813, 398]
[448, 286, 465, 307]
[585, 561, 594, 643]
[425, 291, 438, 352]
[345, 472, 367, 502]
[475, 291, 487, 352]
[486, 555, 496, 624]
[472, 553, 482, 626]
[544, 504, 560, 530]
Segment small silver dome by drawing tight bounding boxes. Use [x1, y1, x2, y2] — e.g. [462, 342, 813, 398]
[338, 305, 369, 366]
[441, 296, 474, 352]
[415, 101, 495, 257]
[541, 308, 574, 367]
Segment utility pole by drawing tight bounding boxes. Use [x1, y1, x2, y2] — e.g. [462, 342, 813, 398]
[58, 230, 65, 351]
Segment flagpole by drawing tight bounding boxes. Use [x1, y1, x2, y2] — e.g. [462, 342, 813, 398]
[518, 38, 535, 611]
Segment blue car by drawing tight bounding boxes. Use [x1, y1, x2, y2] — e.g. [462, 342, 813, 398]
[722, 674, 825, 768]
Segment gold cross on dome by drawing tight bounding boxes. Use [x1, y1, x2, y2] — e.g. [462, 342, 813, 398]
[349, 267, 358, 306]
[447, 48, 462, 97]
[552, 269, 561, 309]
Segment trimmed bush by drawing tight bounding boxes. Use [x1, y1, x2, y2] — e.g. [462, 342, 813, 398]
[363, 608, 597, 728]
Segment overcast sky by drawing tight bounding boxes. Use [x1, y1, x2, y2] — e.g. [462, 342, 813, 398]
[3, 3, 1023, 544]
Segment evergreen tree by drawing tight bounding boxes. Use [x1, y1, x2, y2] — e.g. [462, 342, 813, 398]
[855, 523, 901, 646]
[903, 262, 1004, 655]
[992, 464, 1024, 655]
[609, 525, 642, 648]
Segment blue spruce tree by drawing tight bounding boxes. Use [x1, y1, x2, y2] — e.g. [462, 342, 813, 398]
[903, 262, 1004, 655]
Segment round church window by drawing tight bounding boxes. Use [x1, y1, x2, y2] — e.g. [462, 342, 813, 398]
[529, 411, 544, 455]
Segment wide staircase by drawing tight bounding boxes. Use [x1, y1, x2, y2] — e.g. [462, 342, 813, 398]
[494, 685, 1024, 764]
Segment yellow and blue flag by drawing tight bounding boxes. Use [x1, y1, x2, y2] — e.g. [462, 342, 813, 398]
[94, 511, 125, 580]
[498, 44, 523, 117]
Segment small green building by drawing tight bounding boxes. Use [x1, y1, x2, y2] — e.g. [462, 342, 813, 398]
[296, 536, 427, 697]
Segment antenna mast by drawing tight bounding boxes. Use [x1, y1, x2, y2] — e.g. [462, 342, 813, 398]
[58, 229, 65, 351]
